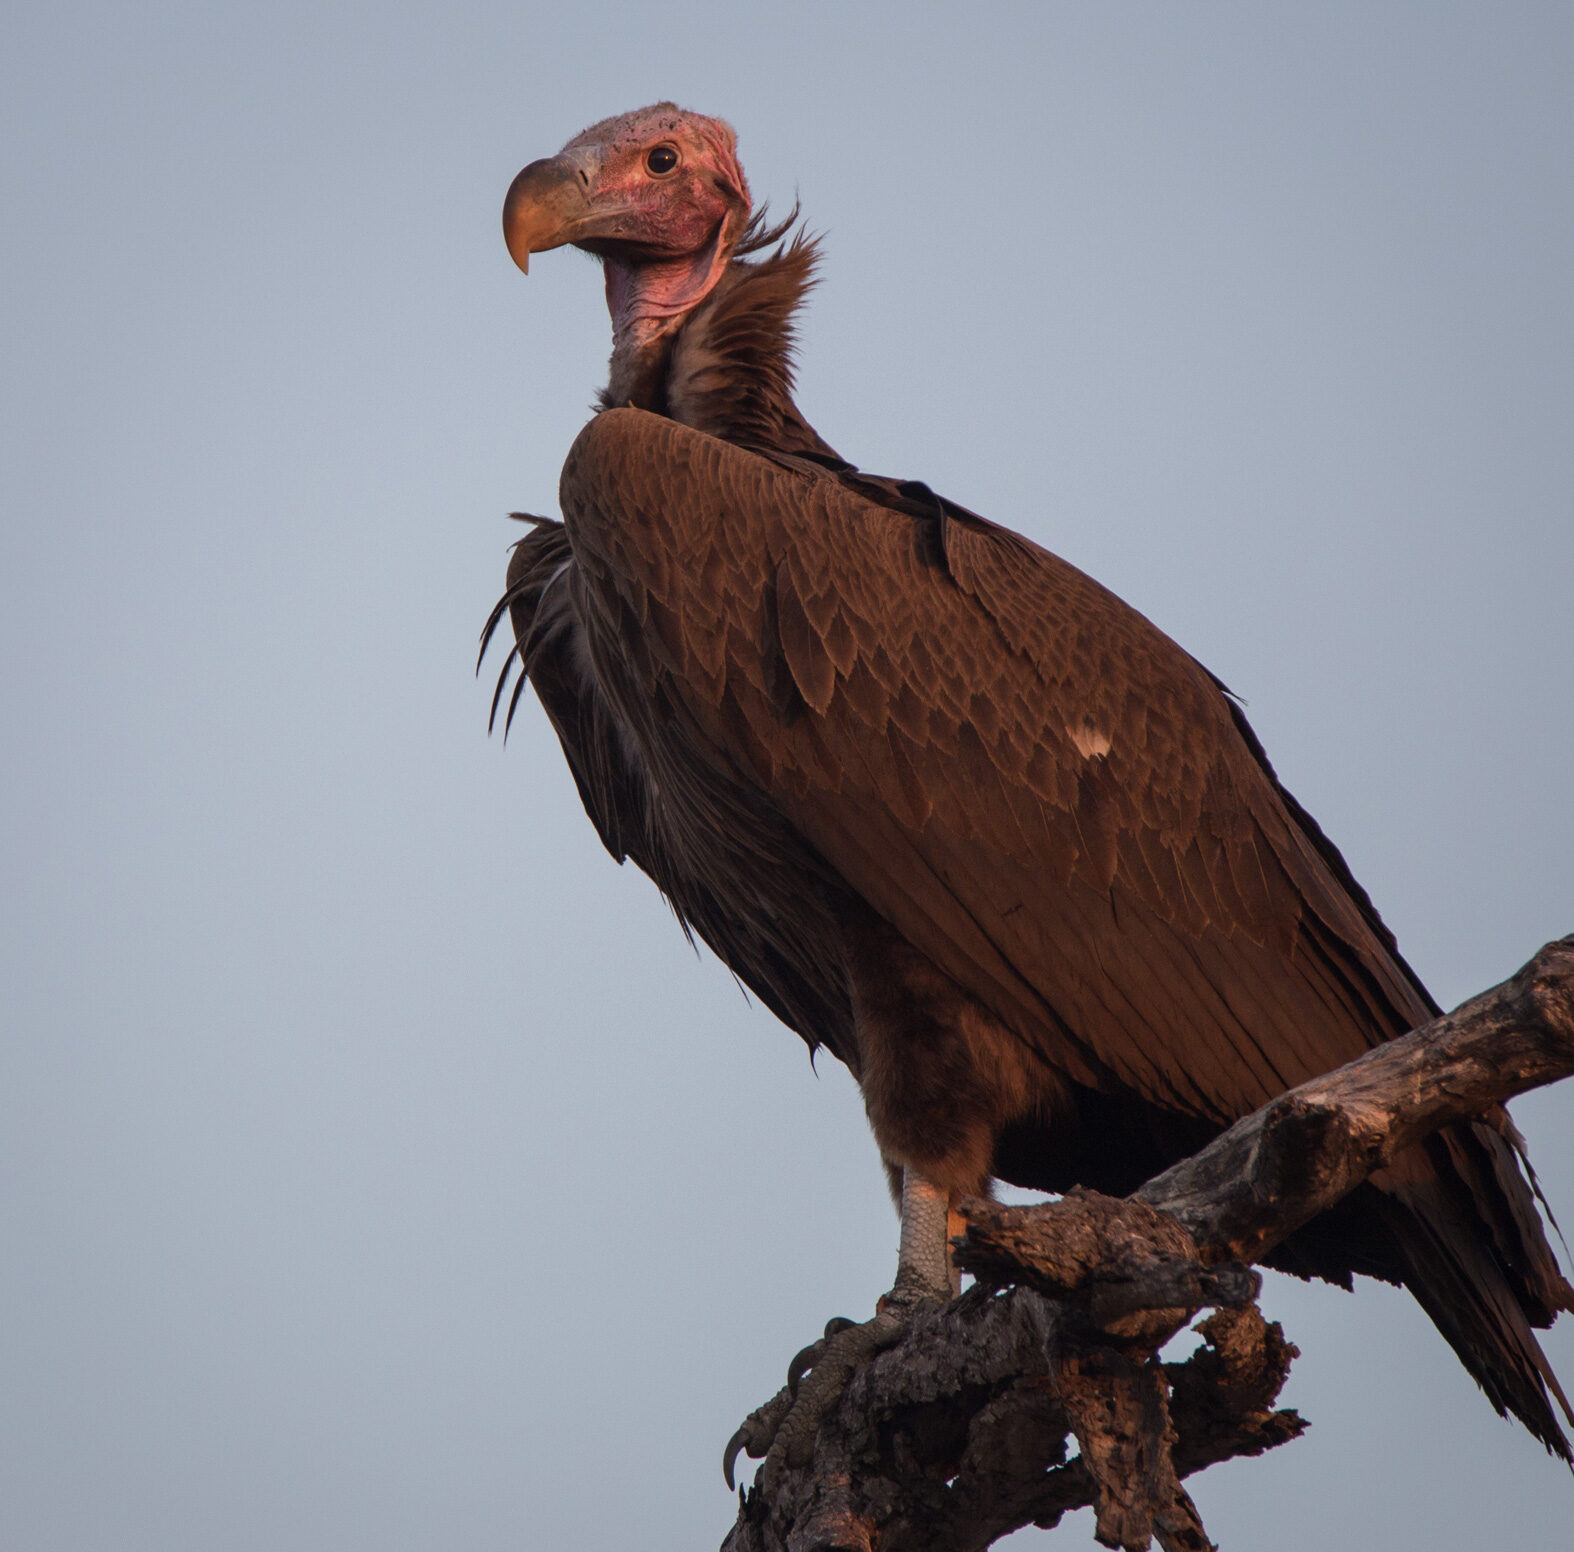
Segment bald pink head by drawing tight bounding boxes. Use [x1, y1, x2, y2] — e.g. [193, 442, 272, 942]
[558, 103, 750, 245]
[503, 103, 752, 359]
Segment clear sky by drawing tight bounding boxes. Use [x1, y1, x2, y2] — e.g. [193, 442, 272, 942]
[2, 3, 1571, 1548]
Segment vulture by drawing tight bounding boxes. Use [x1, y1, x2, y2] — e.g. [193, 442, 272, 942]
[485, 102, 1572, 1469]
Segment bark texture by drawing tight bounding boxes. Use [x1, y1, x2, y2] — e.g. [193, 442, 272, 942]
[722, 937, 1574, 1552]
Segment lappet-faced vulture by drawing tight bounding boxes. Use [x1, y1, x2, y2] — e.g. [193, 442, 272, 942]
[485, 103, 1572, 1474]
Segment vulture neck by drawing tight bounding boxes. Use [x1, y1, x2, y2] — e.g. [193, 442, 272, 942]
[604, 317, 677, 415]
[600, 237, 846, 466]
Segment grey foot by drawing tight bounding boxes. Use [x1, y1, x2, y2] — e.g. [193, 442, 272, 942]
[724, 1286, 941, 1494]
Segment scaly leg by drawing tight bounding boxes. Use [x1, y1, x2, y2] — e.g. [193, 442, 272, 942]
[895, 1168, 960, 1300]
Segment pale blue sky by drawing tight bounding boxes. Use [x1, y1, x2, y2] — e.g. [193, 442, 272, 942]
[2, 4, 1571, 1547]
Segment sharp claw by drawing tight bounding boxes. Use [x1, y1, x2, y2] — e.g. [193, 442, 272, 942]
[786, 1337, 825, 1397]
[823, 1316, 856, 1339]
[723, 1425, 747, 1492]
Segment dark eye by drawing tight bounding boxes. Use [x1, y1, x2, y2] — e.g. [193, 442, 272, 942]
[645, 144, 679, 175]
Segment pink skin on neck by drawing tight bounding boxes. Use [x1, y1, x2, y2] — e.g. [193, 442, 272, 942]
[602, 231, 733, 356]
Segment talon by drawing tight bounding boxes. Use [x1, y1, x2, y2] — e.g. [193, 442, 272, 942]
[823, 1315, 857, 1339]
[723, 1426, 747, 1492]
[786, 1336, 826, 1396]
[723, 1388, 793, 1492]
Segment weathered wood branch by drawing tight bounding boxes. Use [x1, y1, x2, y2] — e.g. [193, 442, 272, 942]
[1132, 933, 1574, 1265]
[957, 934, 1574, 1290]
[722, 937, 1574, 1552]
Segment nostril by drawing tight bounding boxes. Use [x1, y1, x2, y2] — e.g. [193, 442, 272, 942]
[577, 169, 590, 188]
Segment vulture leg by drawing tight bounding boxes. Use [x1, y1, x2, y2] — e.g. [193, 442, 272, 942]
[895, 1168, 961, 1300]
[723, 1170, 956, 1492]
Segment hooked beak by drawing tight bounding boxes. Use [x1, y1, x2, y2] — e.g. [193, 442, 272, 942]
[503, 148, 605, 275]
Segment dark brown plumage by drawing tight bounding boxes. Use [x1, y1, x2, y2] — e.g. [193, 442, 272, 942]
[486, 104, 1573, 1454]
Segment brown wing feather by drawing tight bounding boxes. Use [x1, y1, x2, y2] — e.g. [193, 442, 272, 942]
[561, 409, 1422, 1120]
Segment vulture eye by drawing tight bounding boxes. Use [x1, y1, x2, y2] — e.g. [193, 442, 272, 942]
[645, 144, 679, 176]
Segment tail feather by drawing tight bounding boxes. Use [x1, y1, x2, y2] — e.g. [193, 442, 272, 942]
[1374, 1124, 1574, 1460]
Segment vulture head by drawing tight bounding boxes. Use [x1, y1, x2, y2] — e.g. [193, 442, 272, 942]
[504, 104, 752, 365]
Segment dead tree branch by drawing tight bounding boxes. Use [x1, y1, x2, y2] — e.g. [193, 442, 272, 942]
[1132, 933, 1574, 1265]
[722, 936, 1574, 1552]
